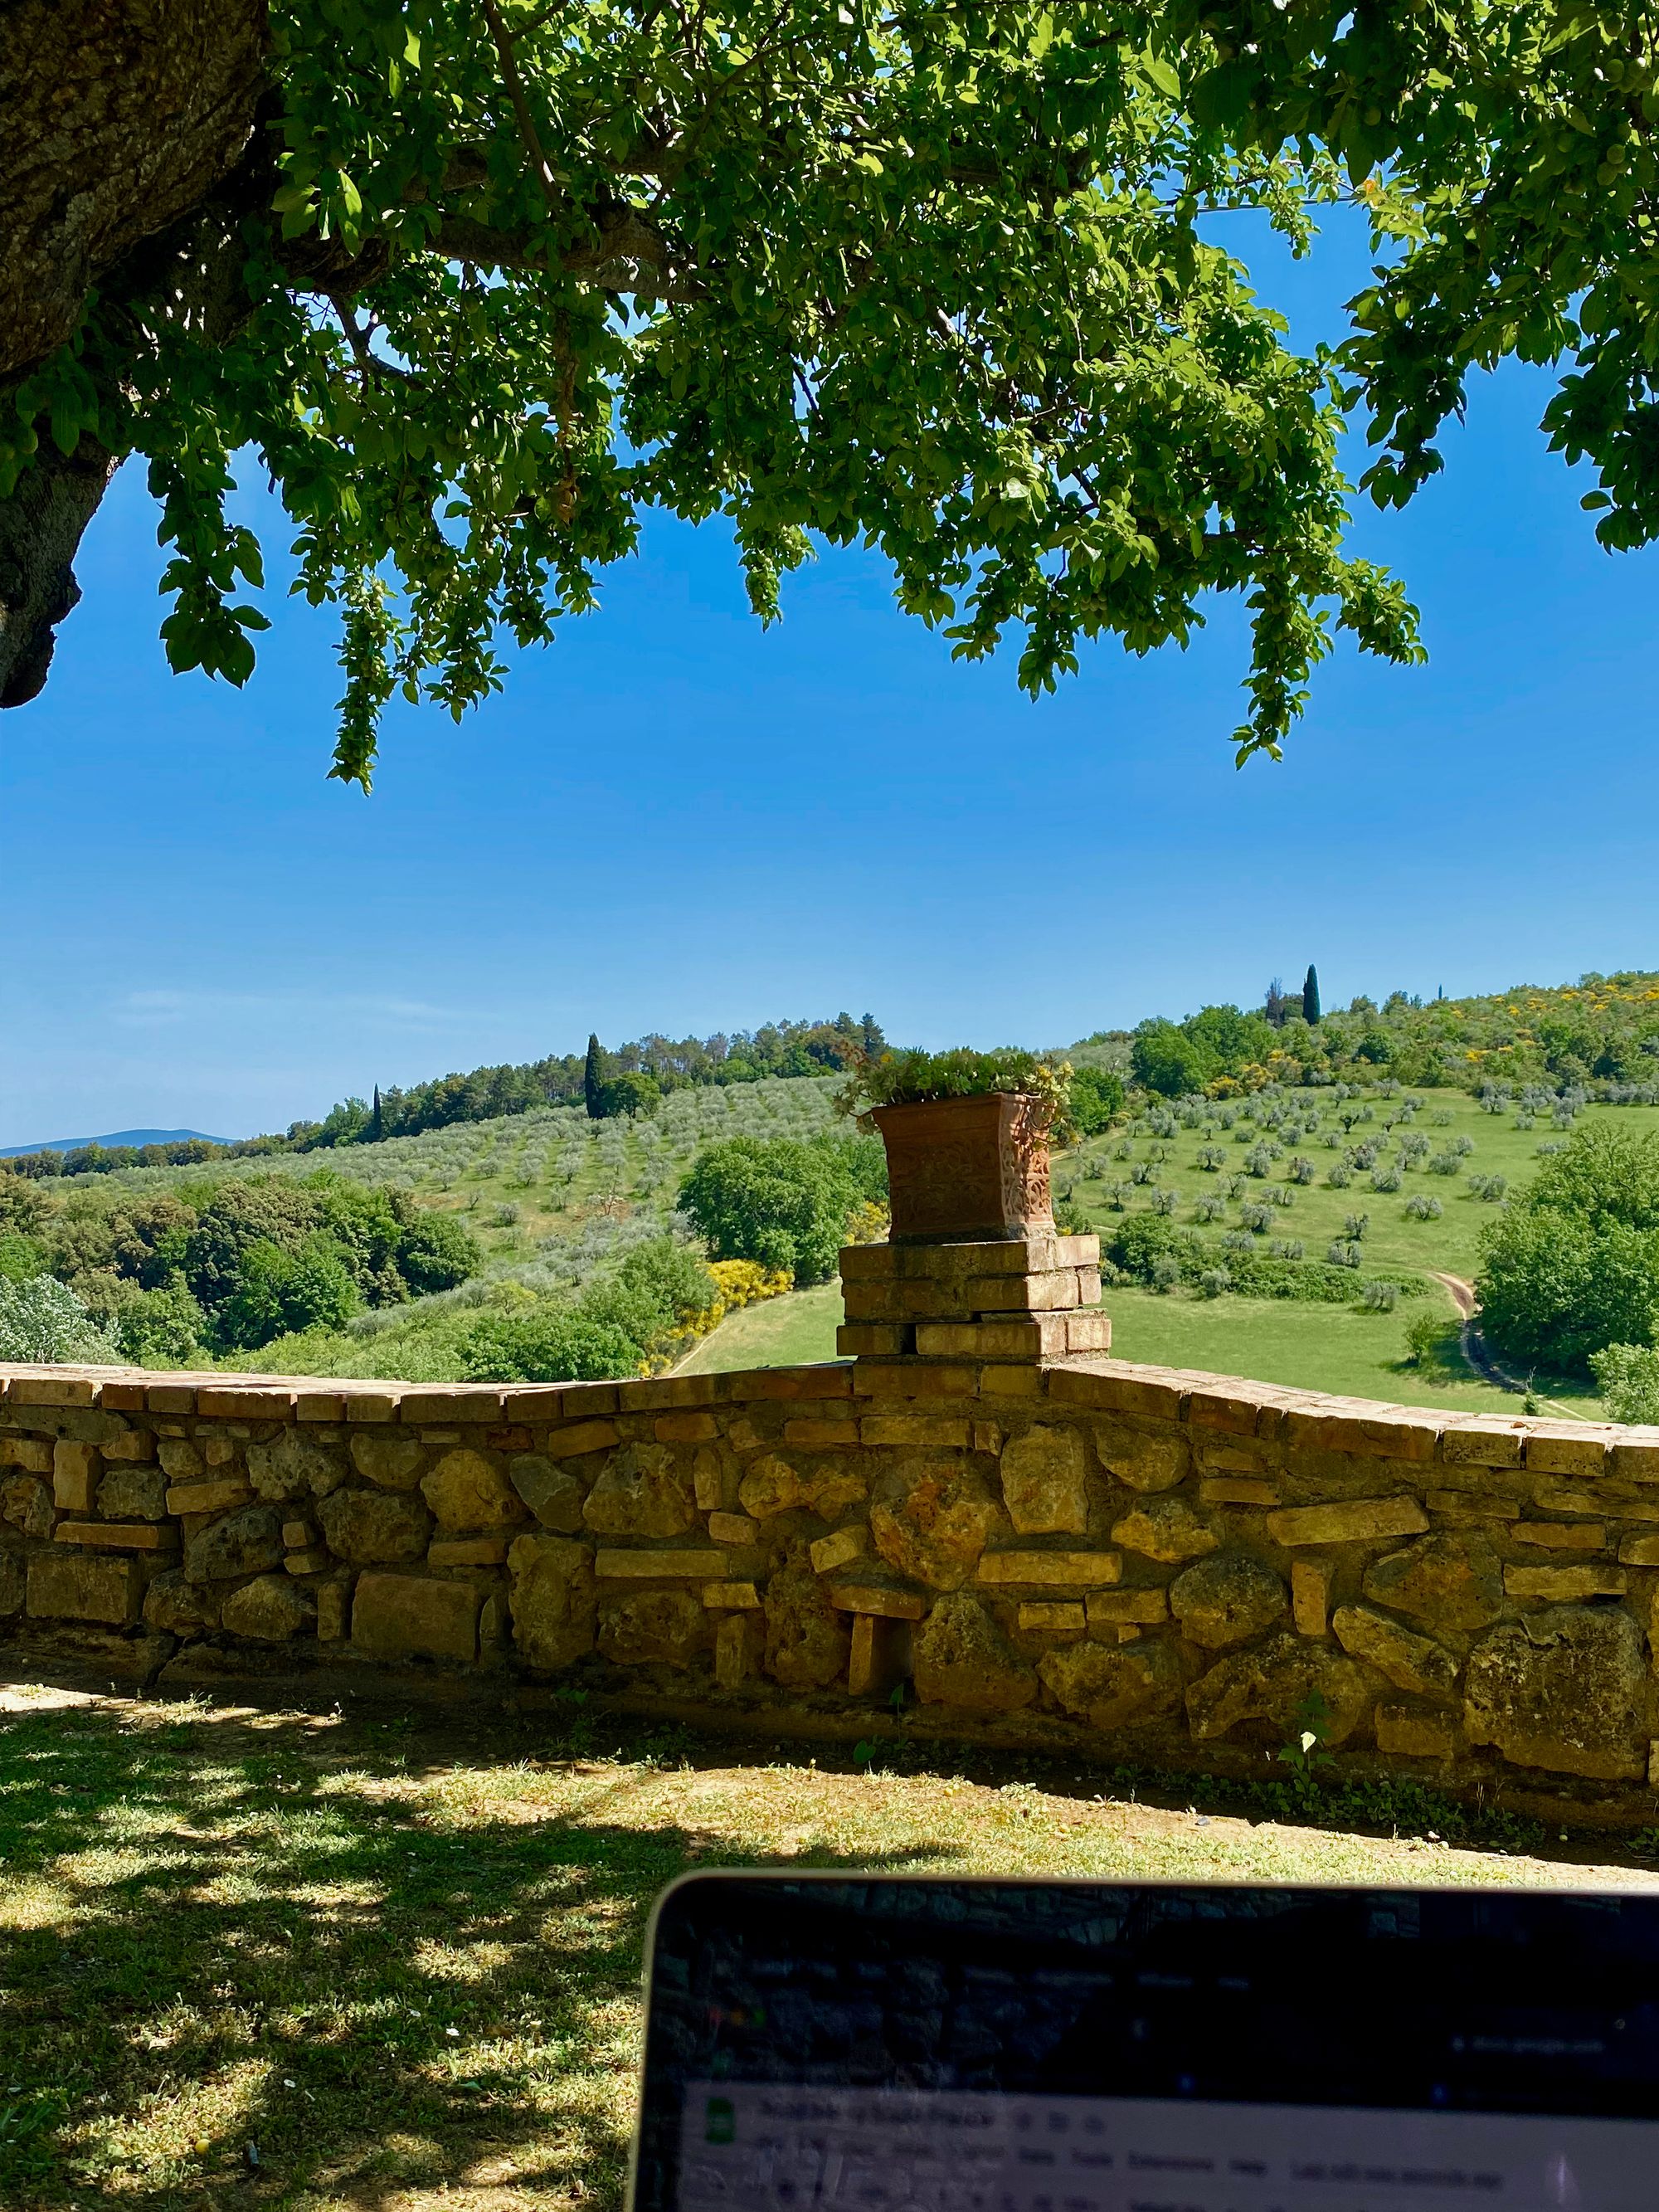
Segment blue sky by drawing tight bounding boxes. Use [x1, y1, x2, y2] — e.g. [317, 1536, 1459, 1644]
[3, 211, 1657, 1147]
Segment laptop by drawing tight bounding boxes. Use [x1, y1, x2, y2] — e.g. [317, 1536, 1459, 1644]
[629, 1875, 1659, 2210]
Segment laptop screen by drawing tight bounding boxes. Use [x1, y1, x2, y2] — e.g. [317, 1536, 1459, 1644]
[629, 1878, 1659, 2211]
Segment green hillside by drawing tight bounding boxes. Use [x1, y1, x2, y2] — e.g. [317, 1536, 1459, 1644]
[12, 962, 1659, 1413]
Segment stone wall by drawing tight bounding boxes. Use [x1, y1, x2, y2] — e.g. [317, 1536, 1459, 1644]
[5, 1347, 1659, 1810]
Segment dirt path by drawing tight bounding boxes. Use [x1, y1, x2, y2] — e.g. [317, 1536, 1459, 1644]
[1427, 1270, 1593, 1421]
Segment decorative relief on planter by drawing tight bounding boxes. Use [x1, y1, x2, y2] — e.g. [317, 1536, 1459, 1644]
[872, 1094, 1053, 1244]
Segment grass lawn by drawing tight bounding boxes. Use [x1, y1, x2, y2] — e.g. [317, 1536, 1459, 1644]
[677, 1279, 844, 1372]
[3, 1674, 1657, 2210]
[1101, 1284, 1603, 1417]
[676, 1266, 1595, 1424]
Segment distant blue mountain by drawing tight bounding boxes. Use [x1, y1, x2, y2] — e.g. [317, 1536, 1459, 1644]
[0, 1128, 236, 1158]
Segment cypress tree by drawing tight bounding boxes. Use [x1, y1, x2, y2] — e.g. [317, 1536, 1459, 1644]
[1302, 964, 1321, 1025]
[584, 1033, 604, 1119]
[370, 1084, 383, 1143]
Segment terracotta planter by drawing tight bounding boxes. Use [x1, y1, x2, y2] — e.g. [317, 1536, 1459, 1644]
[871, 1093, 1054, 1245]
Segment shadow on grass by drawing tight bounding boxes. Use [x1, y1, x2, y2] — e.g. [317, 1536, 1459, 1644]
[0, 1698, 946, 2210]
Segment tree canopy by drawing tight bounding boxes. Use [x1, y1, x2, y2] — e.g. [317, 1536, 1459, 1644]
[5, 3, 1655, 782]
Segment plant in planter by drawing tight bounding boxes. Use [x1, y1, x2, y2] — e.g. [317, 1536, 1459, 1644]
[836, 1048, 1073, 1245]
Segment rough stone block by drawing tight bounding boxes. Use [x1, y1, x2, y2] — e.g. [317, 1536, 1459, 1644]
[1465, 1605, 1647, 1780]
[869, 1461, 999, 1590]
[1374, 1703, 1457, 1760]
[340, 1391, 401, 1424]
[594, 1547, 733, 1579]
[1440, 1423, 1526, 1470]
[157, 1438, 205, 1482]
[246, 1430, 347, 1502]
[912, 1591, 1036, 1714]
[349, 1435, 426, 1490]
[1332, 1605, 1457, 1701]
[504, 1453, 582, 1532]
[1291, 1557, 1334, 1637]
[100, 1430, 155, 1464]
[849, 1613, 911, 1696]
[654, 1412, 718, 1443]
[1199, 1477, 1281, 1506]
[27, 1551, 145, 1626]
[583, 1444, 696, 1536]
[505, 1534, 594, 1669]
[808, 1525, 868, 1576]
[600, 1587, 711, 1666]
[1524, 1430, 1612, 1478]
[1063, 1312, 1112, 1355]
[977, 1364, 1043, 1397]
[703, 1580, 760, 1609]
[999, 1425, 1088, 1536]
[1427, 1489, 1521, 1522]
[957, 1271, 1082, 1313]
[428, 1535, 510, 1567]
[781, 1419, 861, 1449]
[1611, 1440, 1659, 1484]
[1, 1474, 52, 1537]
[1185, 1633, 1371, 1747]
[285, 1546, 333, 1575]
[1039, 1638, 1185, 1729]
[1505, 1564, 1627, 1601]
[915, 1318, 1049, 1359]
[281, 1518, 317, 1548]
[841, 1282, 911, 1323]
[859, 1415, 972, 1449]
[1533, 1480, 1631, 1518]
[316, 1577, 351, 1641]
[855, 1362, 978, 1397]
[1112, 1498, 1219, 1565]
[692, 1449, 727, 1511]
[837, 1324, 913, 1357]
[1285, 1408, 1438, 1462]
[1266, 1497, 1430, 1547]
[1362, 1530, 1503, 1632]
[1171, 1553, 1288, 1649]
[741, 1454, 868, 1523]
[52, 1441, 99, 1513]
[223, 1573, 315, 1640]
[715, 1611, 761, 1688]
[1511, 1520, 1607, 1552]
[709, 1510, 763, 1547]
[56, 1520, 178, 1552]
[825, 1580, 927, 1620]
[420, 1448, 527, 1534]
[0, 1437, 52, 1474]
[92, 1469, 167, 1522]
[1093, 1424, 1188, 1493]
[352, 1572, 481, 1664]
[317, 1488, 431, 1567]
[1086, 1588, 1169, 1627]
[397, 1389, 501, 1425]
[165, 1477, 253, 1516]
[1016, 1601, 1087, 1635]
[543, 1420, 620, 1460]
[975, 1549, 1121, 1588]
[143, 1568, 218, 1635]
[1619, 1534, 1659, 1566]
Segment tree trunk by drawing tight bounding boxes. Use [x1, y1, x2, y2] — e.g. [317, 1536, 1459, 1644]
[0, 0, 267, 702]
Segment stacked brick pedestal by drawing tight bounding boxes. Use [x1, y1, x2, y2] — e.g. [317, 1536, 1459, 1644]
[836, 1234, 1112, 1362]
